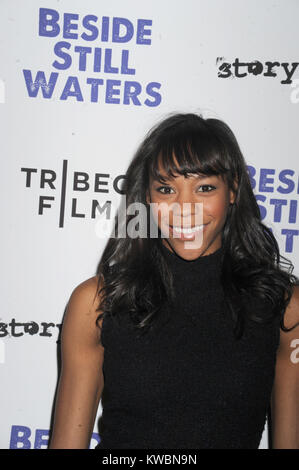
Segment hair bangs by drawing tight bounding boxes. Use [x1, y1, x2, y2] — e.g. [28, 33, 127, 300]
[148, 130, 230, 185]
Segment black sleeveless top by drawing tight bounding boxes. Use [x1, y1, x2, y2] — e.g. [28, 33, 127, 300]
[96, 243, 280, 449]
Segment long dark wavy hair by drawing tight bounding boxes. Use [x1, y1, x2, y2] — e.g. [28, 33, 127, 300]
[95, 112, 299, 340]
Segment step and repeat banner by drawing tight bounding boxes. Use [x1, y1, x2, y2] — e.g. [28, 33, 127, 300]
[0, 0, 298, 449]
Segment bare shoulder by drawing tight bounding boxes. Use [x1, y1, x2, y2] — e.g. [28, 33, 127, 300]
[69, 274, 103, 311]
[62, 274, 105, 349]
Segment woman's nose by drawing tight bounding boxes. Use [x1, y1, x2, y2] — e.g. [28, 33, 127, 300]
[176, 189, 198, 209]
[171, 192, 203, 221]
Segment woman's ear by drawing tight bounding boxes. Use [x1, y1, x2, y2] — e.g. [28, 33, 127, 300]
[229, 190, 235, 205]
[229, 178, 238, 204]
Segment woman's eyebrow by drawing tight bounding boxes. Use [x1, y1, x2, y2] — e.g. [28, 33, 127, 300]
[151, 175, 170, 183]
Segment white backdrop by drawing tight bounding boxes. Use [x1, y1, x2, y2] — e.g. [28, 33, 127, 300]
[0, 0, 298, 449]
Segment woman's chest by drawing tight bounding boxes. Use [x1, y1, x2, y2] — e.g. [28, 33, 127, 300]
[102, 302, 280, 411]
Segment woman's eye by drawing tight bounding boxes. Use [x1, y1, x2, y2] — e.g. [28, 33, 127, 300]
[156, 186, 174, 194]
[155, 185, 216, 194]
[198, 185, 216, 192]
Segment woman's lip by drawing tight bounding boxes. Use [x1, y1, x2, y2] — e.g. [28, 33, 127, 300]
[168, 223, 210, 240]
[169, 224, 208, 229]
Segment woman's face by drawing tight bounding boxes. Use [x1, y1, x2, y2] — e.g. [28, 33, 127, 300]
[146, 156, 236, 260]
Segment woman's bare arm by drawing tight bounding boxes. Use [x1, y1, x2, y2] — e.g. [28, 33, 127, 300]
[49, 275, 104, 449]
[271, 285, 299, 449]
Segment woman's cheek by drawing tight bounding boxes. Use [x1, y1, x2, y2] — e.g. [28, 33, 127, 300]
[207, 194, 231, 222]
[205, 190, 225, 211]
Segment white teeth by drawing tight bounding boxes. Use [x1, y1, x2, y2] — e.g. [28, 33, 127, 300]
[172, 224, 205, 234]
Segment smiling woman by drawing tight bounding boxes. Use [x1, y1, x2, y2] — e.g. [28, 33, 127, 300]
[146, 164, 235, 257]
[49, 112, 299, 450]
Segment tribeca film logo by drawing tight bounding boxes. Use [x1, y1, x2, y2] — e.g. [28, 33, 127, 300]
[21, 160, 126, 228]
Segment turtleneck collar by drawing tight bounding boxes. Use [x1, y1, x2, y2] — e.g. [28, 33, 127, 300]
[157, 241, 224, 299]
[158, 241, 225, 321]
[159, 241, 224, 273]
